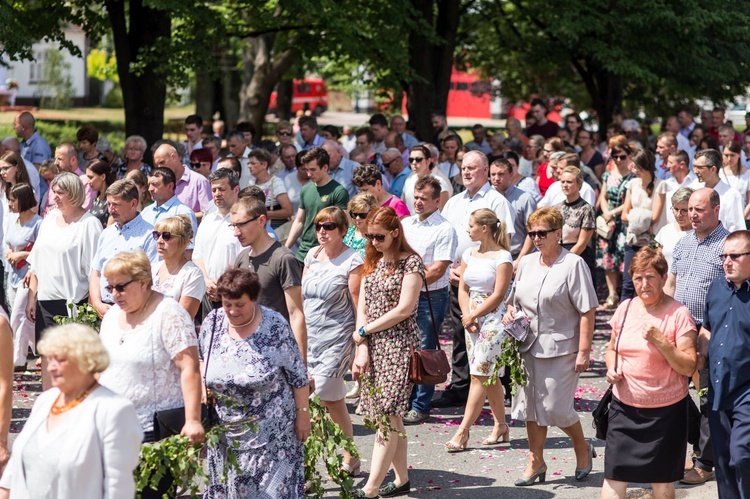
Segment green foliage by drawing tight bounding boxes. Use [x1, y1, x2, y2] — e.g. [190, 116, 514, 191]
[87, 49, 119, 82]
[304, 396, 358, 498]
[103, 85, 124, 108]
[53, 303, 102, 331]
[484, 336, 527, 395]
[37, 49, 75, 110]
[359, 375, 406, 441]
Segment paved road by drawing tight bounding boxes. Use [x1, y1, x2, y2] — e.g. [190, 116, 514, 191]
[8, 306, 718, 498]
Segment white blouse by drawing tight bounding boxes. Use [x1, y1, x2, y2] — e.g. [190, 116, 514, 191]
[152, 260, 206, 302]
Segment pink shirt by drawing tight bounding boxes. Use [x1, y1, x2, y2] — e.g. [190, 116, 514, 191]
[610, 298, 695, 408]
[382, 195, 410, 218]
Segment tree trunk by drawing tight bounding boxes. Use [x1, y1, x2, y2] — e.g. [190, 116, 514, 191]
[104, 0, 169, 147]
[572, 58, 623, 133]
[275, 78, 294, 121]
[405, 0, 461, 142]
[195, 69, 215, 120]
[239, 34, 296, 145]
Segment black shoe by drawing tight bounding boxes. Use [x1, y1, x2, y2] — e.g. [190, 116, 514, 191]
[431, 392, 466, 408]
[379, 480, 410, 497]
[403, 410, 430, 425]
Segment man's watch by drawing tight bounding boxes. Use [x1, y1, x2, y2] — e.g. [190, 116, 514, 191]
[358, 326, 367, 338]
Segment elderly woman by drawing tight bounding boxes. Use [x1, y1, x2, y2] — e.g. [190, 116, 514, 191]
[115, 135, 151, 179]
[445, 209, 513, 451]
[303, 206, 364, 474]
[0, 315, 11, 473]
[504, 207, 598, 486]
[351, 206, 423, 498]
[199, 268, 310, 498]
[0, 324, 142, 498]
[597, 136, 635, 310]
[655, 187, 694, 269]
[152, 215, 205, 320]
[620, 149, 666, 300]
[601, 247, 697, 499]
[97, 250, 204, 498]
[556, 165, 596, 279]
[344, 192, 378, 256]
[25, 172, 103, 389]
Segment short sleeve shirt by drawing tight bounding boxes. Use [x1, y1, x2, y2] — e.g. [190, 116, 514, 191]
[296, 179, 349, 261]
[402, 211, 458, 291]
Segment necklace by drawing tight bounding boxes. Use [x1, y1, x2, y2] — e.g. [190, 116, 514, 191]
[230, 304, 257, 329]
[50, 381, 98, 415]
[120, 291, 153, 344]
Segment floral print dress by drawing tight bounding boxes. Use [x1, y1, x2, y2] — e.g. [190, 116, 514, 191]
[361, 254, 423, 417]
[199, 307, 309, 499]
[596, 170, 634, 272]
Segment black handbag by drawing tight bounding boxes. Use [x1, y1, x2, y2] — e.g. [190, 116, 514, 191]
[592, 299, 632, 440]
[153, 313, 220, 441]
[408, 275, 450, 385]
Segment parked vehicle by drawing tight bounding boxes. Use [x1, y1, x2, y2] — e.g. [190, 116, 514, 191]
[270, 78, 328, 116]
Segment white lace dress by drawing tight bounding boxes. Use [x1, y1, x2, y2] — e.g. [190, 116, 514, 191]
[99, 296, 197, 432]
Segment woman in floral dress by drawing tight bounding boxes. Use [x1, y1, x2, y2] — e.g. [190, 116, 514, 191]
[199, 268, 310, 498]
[596, 136, 635, 309]
[351, 206, 423, 499]
[445, 208, 513, 452]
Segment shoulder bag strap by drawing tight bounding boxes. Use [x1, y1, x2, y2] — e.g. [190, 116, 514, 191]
[203, 312, 219, 401]
[421, 272, 442, 352]
[613, 299, 633, 372]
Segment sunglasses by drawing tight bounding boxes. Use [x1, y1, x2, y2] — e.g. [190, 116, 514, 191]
[383, 158, 396, 168]
[528, 229, 556, 239]
[190, 162, 201, 169]
[612, 154, 628, 161]
[720, 252, 750, 262]
[365, 231, 393, 242]
[105, 279, 135, 294]
[277, 131, 292, 137]
[349, 211, 368, 220]
[152, 231, 178, 241]
[228, 215, 260, 229]
[408, 157, 426, 164]
[315, 222, 338, 232]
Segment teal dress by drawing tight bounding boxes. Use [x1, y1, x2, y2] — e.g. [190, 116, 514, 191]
[343, 225, 366, 256]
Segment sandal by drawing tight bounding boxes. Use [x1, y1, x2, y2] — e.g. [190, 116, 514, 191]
[482, 422, 510, 445]
[601, 295, 619, 311]
[341, 458, 361, 477]
[445, 426, 470, 453]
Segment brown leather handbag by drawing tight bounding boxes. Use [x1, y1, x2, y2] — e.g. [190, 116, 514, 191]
[409, 278, 450, 385]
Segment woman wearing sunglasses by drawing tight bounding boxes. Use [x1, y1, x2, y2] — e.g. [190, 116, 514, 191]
[151, 216, 205, 320]
[503, 207, 598, 487]
[350, 206, 423, 498]
[597, 136, 635, 310]
[302, 206, 364, 476]
[98, 250, 204, 498]
[343, 192, 378, 256]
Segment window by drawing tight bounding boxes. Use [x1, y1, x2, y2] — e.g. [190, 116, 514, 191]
[29, 50, 46, 83]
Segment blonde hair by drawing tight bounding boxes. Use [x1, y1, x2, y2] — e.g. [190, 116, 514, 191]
[560, 165, 583, 186]
[471, 208, 510, 251]
[154, 215, 193, 251]
[103, 250, 153, 286]
[347, 192, 378, 214]
[38, 324, 110, 374]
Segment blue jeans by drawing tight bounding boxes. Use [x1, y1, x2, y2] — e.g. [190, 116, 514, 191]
[409, 286, 449, 414]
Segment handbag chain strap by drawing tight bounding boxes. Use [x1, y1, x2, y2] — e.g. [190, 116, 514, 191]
[613, 299, 633, 372]
[203, 313, 219, 402]
[421, 272, 442, 352]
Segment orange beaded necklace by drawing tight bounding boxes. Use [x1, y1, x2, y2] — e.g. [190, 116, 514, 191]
[50, 381, 99, 415]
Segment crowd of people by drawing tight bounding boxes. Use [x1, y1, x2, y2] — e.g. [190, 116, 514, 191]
[0, 103, 747, 498]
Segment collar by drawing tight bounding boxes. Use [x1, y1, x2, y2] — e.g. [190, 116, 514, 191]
[156, 195, 180, 210]
[692, 222, 726, 244]
[394, 166, 412, 179]
[724, 277, 750, 292]
[115, 213, 143, 232]
[22, 131, 39, 145]
[463, 182, 492, 200]
[410, 209, 442, 226]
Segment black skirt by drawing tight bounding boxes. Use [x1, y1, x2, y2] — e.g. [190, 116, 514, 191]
[604, 395, 688, 483]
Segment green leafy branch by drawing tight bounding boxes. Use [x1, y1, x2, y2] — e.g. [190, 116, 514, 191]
[304, 395, 359, 498]
[484, 336, 527, 395]
[53, 302, 102, 331]
[359, 374, 406, 441]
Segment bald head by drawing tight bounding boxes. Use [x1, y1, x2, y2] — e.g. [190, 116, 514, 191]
[13, 112, 35, 140]
[385, 131, 404, 151]
[153, 144, 183, 175]
[17, 112, 34, 129]
[54, 142, 79, 173]
[2, 137, 20, 154]
[321, 140, 342, 169]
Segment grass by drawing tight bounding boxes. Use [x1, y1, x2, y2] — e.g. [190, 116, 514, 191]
[0, 105, 195, 125]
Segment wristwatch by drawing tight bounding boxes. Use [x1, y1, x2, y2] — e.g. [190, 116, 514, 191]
[358, 326, 367, 338]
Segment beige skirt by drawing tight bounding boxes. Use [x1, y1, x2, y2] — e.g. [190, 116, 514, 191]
[511, 352, 580, 427]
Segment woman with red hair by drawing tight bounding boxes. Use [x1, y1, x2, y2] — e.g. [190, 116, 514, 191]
[350, 207, 424, 498]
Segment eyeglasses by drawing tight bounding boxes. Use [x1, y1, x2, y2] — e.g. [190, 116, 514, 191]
[277, 131, 292, 137]
[151, 231, 178, 241]
[543, 148, 554, 154]
[315, 222, 338, 232]
[612, 154, 628, 161]
[365, 231, 393, 242]
[528, 229, 556, 239]
[720, 252, 750, 262]
[0, 166, 15, 172]
[408, 157, 425, 164]
[105, 279, 135, 294]
[672, 207, 688, 216]
[228, 215, 260, 228]
[383, 158, 397, 168]
[349, 211, 368, 219]
[190, 162, 201, 169]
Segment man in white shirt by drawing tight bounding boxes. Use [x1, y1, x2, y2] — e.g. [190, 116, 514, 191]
[193, 169, 243, 314]
[183, 114, 204, 158]
[402, 176, 457, 424]
[276, 144, 298, 182]
[664, 150, 698, 223]
[432, 151, 515, 408]
[691, 149, 745, 232]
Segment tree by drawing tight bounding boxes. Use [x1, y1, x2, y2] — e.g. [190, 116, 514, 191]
[464, 0, 750, 128]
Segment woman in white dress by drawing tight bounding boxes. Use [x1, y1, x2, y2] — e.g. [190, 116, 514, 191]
[151, 215, 205, 320]
[445, 208, 513, 451]
[720, 141, 750, 226]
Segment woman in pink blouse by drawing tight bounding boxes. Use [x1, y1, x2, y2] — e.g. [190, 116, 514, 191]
[601, 246, 697, 499]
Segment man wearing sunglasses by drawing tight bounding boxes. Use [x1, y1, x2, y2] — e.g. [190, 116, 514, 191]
[89, 180, 159, 317]
[699, 230, 750, 498]
[666, 187, 729, 486]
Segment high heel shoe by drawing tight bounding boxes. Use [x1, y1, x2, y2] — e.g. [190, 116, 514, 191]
[341, 458, 361, 477]
[482, 422, 510, 445]
[574, 442, 597, 480]
[514, 463, 547, 486]
[445, 426, 470, 453]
